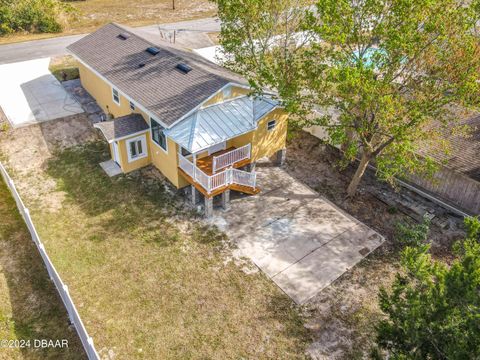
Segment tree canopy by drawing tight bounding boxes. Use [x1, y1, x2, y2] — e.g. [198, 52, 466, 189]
[215, 0, 480, 196]
[0, 0, 72, 35]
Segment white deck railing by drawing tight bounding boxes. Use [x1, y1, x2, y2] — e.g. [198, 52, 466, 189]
[179, 154, 256, 194]
[231, 168, 257, 188]
[212, 144, 251, 173]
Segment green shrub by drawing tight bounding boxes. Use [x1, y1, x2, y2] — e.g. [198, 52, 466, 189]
[465, 216, 480, 241]
[394, 217, 430, 248]
[375, 217, 480, 359]
[0, 0, 72, 35]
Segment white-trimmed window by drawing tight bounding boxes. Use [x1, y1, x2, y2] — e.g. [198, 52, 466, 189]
[126, 135, 147, 162]
[267, 120, 276, 131]
[151, 118, 167, 152]
[129, 101, 135, 111]
[223, 86, 232, 99]
[112, 88, 120, 105]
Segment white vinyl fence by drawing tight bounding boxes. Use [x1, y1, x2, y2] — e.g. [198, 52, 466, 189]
[0, 162, 99, 360]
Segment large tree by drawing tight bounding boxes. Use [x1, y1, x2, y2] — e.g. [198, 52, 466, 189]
[215, 0, 480, 196]
[376, 217, 480, 359]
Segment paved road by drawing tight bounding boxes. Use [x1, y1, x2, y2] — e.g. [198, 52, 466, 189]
[0, 17, 220, 64]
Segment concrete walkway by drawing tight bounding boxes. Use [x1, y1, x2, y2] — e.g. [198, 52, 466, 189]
[212, 164, 384, 304]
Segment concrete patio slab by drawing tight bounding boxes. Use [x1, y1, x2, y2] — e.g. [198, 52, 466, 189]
[211, 164, 385, 304]
[100, 160, 122, 177]
[0, 58, 83, 127]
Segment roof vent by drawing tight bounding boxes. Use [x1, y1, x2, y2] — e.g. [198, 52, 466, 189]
[138, 63, 146, 68]
[146, 47, 160, 55]
[176, 63, 192, 73]
[118, 33, 130, 40]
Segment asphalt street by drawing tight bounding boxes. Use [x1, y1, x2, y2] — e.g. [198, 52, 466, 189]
[0, 17, 220, 64]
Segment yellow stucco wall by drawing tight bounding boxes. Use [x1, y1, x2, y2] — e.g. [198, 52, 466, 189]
[228, 108, 288, 161]
[201, 85, 250, 108]
[117, 134, 152, 173]
[78, 62, 135, 118]
[149, 137, 189, 188]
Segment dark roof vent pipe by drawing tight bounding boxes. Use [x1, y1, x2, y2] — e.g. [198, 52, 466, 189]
[146, 47, 160, 55]
[176, 63, 192, 73]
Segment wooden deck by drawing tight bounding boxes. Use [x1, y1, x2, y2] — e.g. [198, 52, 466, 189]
[178, 167, 260, 198]
[179, 147, 259, 198]
[196, 147, 250, 175]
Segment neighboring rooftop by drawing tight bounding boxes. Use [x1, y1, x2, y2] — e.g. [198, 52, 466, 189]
[94, 114, 148, 142]
[166, 96, 278, 153]
[419, 113, 480, 182]
[67, 23, 246, 127]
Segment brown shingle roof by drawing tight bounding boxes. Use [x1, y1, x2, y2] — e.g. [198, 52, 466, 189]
[94, 114, 149, 141]
[419, 114, 480, 181]
[67, 23, 246, 127]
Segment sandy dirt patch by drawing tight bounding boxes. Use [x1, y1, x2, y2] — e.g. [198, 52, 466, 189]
[0, 114, 98, 211]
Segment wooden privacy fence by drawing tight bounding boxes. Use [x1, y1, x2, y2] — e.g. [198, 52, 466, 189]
[0, 162, 99, 360]
[408, 165, 480, 215]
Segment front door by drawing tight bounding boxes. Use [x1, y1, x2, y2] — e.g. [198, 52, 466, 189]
[112, 141, 121, 166]
[208, 141, 226, 155]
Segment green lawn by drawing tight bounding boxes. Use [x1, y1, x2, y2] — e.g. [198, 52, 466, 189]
[0, 177, 85, 360]
[49, 56, 79, 83]
[19, 141, 310, 359]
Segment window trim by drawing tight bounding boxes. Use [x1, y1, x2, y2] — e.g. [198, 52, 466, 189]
[267, 119, 276, 131]
[112, 87, 120, 105]
[150, 117, 168, 153]
[129, 101, 135, 111]
[126, 135, 147, 163]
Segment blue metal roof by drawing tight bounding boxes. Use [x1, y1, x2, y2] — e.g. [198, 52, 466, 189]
[166, 96, 278, 153]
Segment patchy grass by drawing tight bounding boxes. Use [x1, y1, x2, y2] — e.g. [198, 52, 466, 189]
[4, 140, 310, 359]
[0, 0, 216, 45]
[49, 56, 79, 82]
[0, 177, 84, 359]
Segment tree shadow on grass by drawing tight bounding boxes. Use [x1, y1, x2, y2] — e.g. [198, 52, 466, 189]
[0, 178, 86, 360]
[44, 141, 183, 241]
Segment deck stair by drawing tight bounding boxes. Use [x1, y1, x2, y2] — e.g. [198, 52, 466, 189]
[230, 183, 261, 195]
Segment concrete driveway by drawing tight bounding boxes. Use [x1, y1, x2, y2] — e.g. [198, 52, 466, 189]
[0, 58, 83, 128]
[212, 165, 384, 304]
